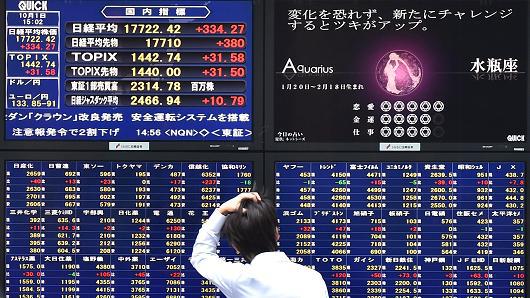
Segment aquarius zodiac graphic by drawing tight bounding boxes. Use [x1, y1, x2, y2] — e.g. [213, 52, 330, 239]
[376, 50, 422, 96]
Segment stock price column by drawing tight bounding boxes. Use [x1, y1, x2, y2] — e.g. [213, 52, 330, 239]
[276, 163, 355, 297]
[180, 162, 252, 297]
[447, 163, 526, 297]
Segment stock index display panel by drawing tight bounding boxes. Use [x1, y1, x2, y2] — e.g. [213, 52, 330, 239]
[3, 153, 261, 297]
[270, 154, 527, 297]
[267, 0, 529, 151]
[4, 0, 260, 150]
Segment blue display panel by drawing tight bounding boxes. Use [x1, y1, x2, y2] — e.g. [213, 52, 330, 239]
[5, 0, 253, 141]
[276, 162, 526, 297]
[5, 160, 253, 297]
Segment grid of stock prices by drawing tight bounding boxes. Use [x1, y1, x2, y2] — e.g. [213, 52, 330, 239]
[5, 161, 254, 296]
[2, 0, 528, 297]
[275, 161, 526, 297]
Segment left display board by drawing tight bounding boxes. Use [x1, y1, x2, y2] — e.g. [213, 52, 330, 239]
[2, 0, 263, 151]
[1, 151, 263, 297]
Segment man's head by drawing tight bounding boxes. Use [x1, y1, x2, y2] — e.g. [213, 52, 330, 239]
[221, 198, 279, 262]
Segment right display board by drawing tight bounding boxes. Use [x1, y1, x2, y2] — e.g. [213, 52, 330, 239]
[266, 153, 527, 297]
[266, 0, 529, 151]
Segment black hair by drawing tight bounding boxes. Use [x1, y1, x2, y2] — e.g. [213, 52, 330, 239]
[221, 197, 279, 262]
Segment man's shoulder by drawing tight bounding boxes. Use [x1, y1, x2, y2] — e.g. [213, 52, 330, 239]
[285, 260, 324, 279]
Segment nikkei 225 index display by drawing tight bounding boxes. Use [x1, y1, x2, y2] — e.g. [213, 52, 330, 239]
[5, 0, 253, 141]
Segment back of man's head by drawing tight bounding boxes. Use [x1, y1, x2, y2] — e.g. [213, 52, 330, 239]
[221, 199, 279, 262]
